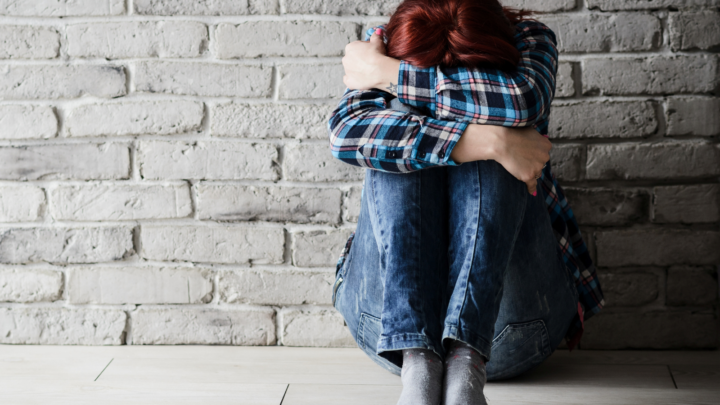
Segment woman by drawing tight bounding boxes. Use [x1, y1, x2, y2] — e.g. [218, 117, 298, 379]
[327, 1, 605, 404]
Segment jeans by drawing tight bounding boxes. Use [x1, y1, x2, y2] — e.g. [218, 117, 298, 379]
[332, 161, 579, 380]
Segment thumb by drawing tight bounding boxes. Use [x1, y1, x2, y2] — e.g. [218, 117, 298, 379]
[526, 180, 537, 196]
[369, 28, 386, 51]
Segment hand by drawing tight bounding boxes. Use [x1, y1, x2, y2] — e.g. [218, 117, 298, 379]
[450, 125, 551, 195]
[493, 127, 552, 195]
[342, 29, 401, 94]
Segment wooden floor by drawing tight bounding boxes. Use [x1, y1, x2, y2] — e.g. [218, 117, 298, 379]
[1, 345, 719, 404]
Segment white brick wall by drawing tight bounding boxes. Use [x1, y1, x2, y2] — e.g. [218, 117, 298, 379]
[0, 0, 717, 350]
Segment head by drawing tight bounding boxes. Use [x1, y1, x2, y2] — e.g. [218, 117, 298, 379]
[384, 0, 527, 70]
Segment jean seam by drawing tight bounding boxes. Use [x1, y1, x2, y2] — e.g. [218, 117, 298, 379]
[453, 163, 529, 334]
[369, 170, 390, 261]
[452, 163, 482, 331]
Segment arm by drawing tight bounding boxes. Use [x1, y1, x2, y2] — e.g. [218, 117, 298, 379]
[328, 87, 471, 173]
[328, 85, 551, 185]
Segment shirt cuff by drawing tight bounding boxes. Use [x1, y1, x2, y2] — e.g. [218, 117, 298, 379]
[411, 117, 468, 166]
[396, 60, 437, 110]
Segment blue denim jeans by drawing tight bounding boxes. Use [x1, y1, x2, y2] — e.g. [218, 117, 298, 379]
[332, 161, 579, 380]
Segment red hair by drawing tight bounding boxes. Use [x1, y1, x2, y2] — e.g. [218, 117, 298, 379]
[384, 0, 527, 70]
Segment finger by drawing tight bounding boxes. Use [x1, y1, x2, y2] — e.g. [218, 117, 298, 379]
[369, 30, 386, 52]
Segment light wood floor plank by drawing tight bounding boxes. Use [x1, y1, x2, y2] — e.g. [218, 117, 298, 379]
[98, 347, 401, 386]
[282, 384, 402, 405]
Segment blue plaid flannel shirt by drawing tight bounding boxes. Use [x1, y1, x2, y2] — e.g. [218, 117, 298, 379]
[328, 20, 604, 348]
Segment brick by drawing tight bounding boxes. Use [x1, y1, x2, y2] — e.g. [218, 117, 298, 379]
[563, 188, 649, 226]
[581, 310, 717, 349]
[587, 0, 719, 10]
[284, 0, 401, 14]
[216, 21, 358, 58]
[582, 56, 718, 95]
[141, 224, 284, 265]
[134, 0, 277, 15]
[0, 0, 125, 16]
[0, 64, 126, 100]
[51, 183, 192, 221]
[0, 226, 133, 264]
[543, 14, 660, 53]
[653, 184, 719, 224]
[586, 142, 720, 180]
[669, 12, 720, 51]
[0, 267, 62, 302]
[0, 185, 45, 222]
[597, 269, 660, 307]
[67, 22, 206, 59]
[596, 229, 720, 267]
[138, 140, 278, 181]
[278, 63, 345, 99]
[66, 100, 203, 137]
[0, 307, 126, 344]
[0, 25, 59, 59]
[212, 103, 335, 139]
[284, 143, 365, 182]
[548, 144, 582, 182]
[0, 104, 57, 139]
[555, 62, 574, 98]
[550, 100, 657, 139]
[666, 97, 720, 136]
[503, 0, 576, 11]
[667, 266, 718, 307]
[67, 266, 212, 304]
[0, 143, 130, 181]
[135, 61, 271, 98]
[195, 184, 341, 224]
[292, 229, 353, 267]
[344, 186, 362, 223]
[131, 306, 276, 345]
[219, 268, 334, 305]
[280, 306, 355, 347]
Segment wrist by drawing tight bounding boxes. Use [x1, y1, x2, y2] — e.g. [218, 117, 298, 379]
[376, 56, 401, 94]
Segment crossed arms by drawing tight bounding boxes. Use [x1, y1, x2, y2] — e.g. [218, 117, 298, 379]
[327, 20, 558, 174]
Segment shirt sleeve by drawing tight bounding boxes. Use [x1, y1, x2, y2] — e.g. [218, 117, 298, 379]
[395, 20, 558, 134]
[327, 87, 468, 173]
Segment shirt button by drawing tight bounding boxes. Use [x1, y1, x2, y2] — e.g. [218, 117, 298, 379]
[387, 151, 396, 158]
[419, 151, 426, 158]
[438, 150, 445, 159]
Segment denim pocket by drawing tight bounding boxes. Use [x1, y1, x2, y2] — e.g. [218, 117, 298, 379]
[358, 313, 402, 376]
[487, 319, 551, 381]
[358, 313, 382, 352]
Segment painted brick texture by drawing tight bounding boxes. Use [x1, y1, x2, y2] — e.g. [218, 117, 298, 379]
[0, 0, 716, 352]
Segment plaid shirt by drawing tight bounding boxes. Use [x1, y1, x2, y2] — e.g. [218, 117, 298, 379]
[328, 20, 604, 348]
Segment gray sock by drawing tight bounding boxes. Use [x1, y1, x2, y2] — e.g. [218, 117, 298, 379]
[443, 340, 488, 405]
[396, 348, 443, 405]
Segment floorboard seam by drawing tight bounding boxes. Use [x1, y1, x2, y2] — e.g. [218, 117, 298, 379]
[94, 358, 114, 382]
[667, 365, 678, 389]
[279, 384, 290, 404]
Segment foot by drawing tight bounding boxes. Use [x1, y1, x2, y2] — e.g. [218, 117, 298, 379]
[443, 340, 488, 405]
[396, 348, 443, 405]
